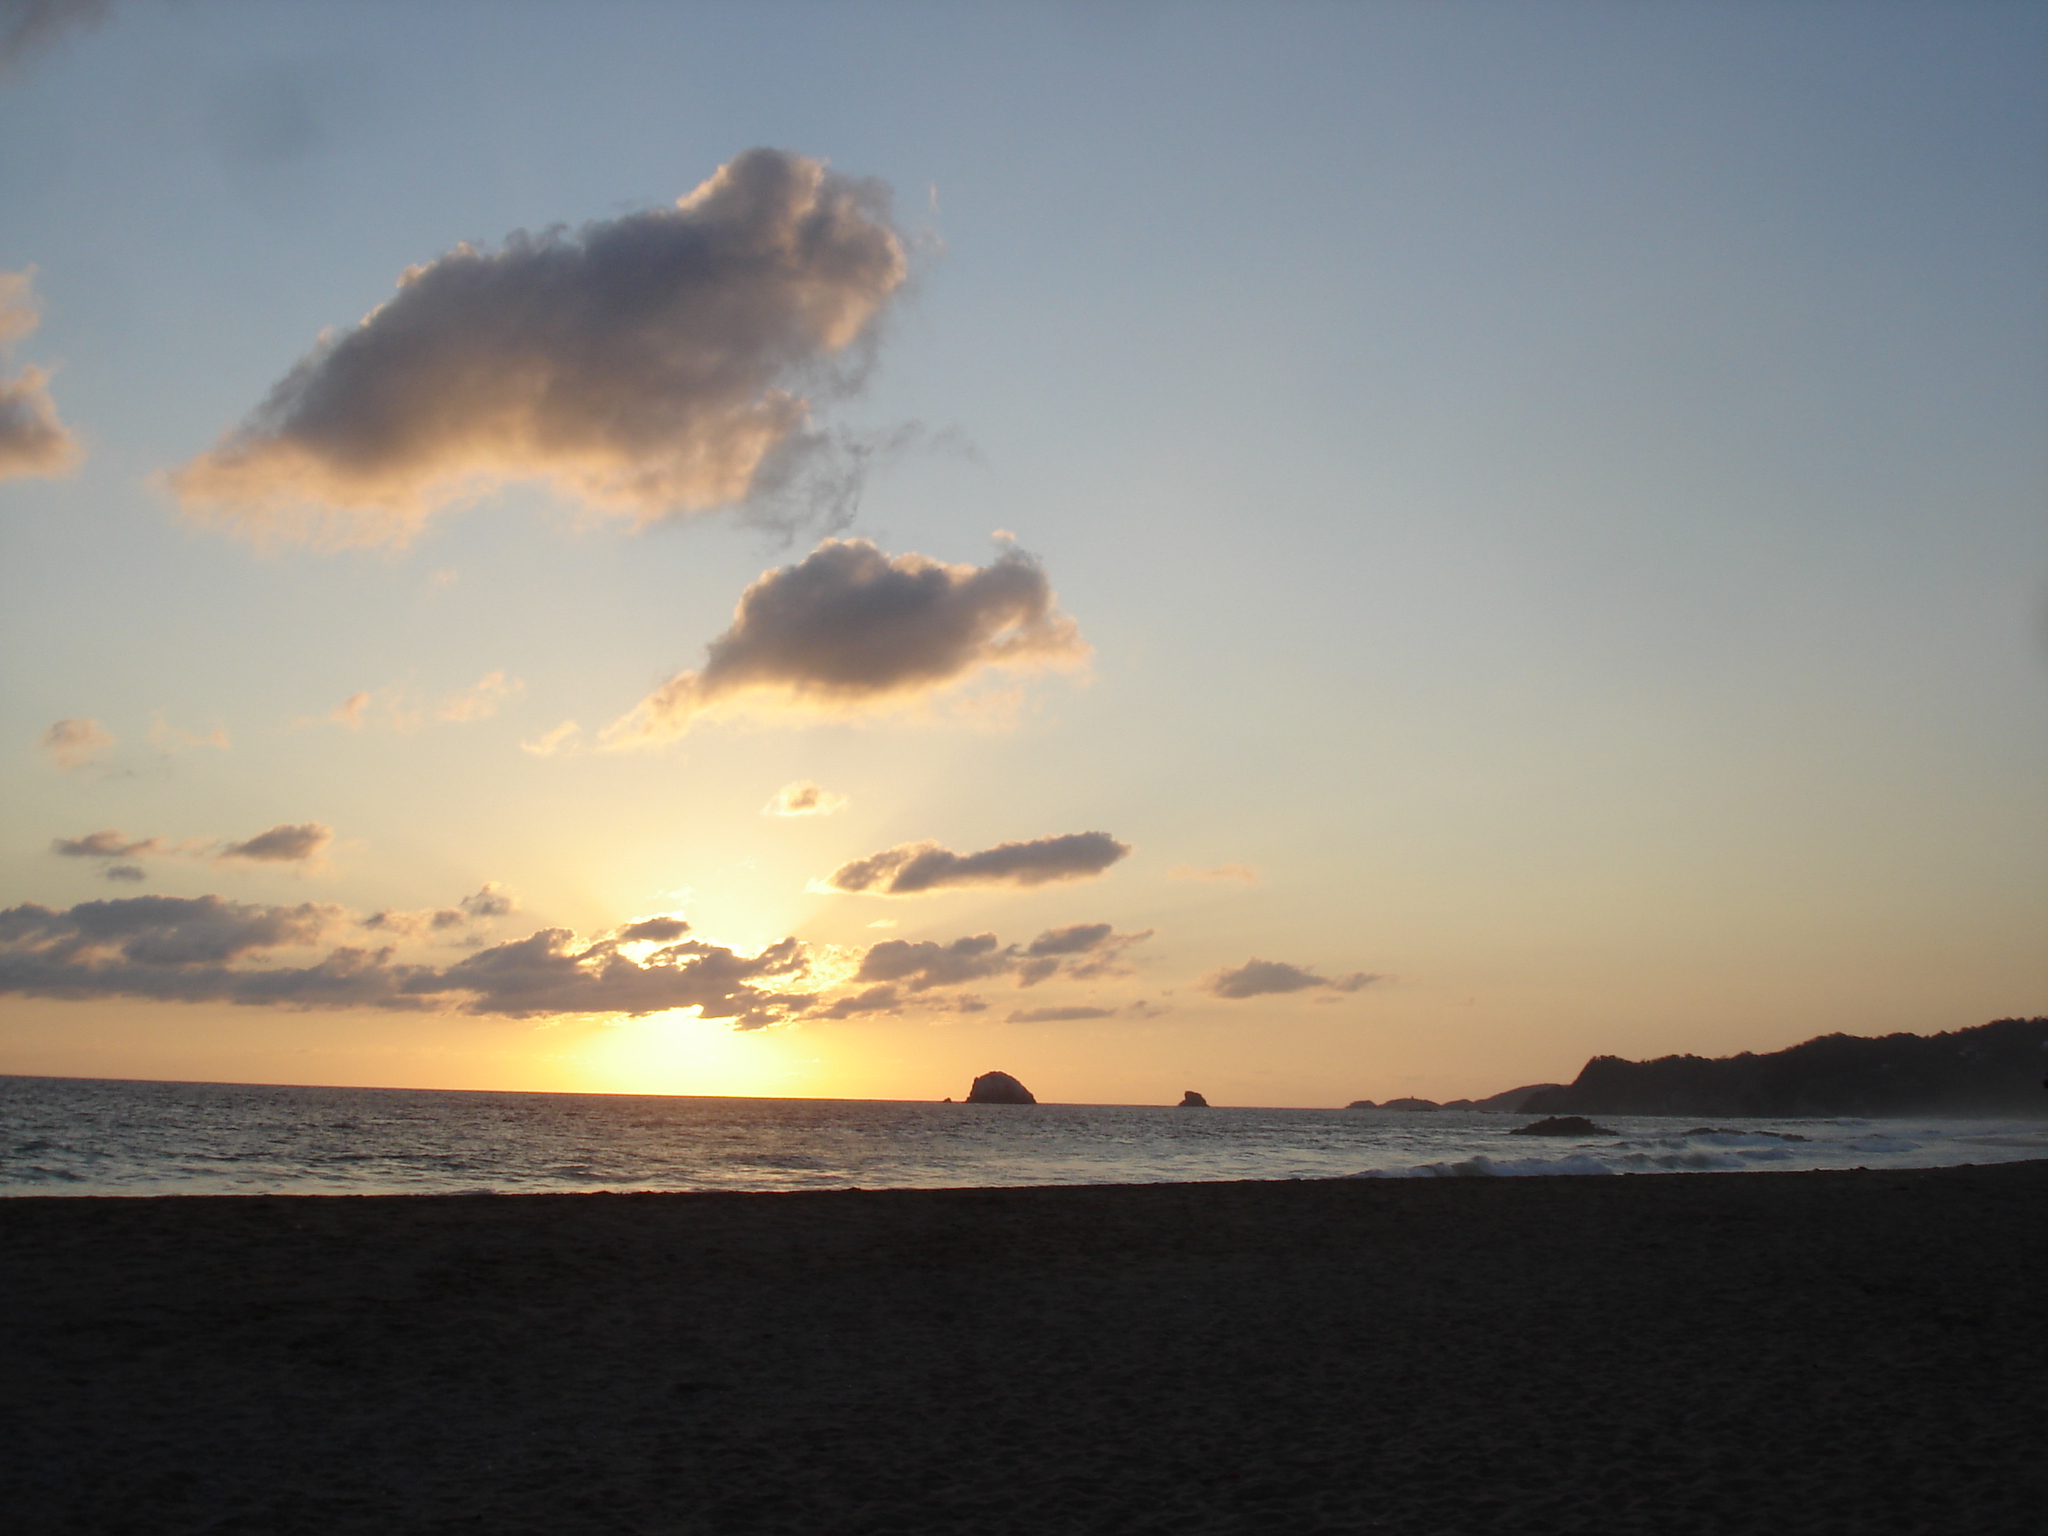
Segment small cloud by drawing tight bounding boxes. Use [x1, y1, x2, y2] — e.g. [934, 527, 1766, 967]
[1201, 957, 1378, 1000]
[104, 864, 146, 882]
[820, 830, 1130, 897]
[1006, 1005, 1114, 1023]
[329, 691, 371, 729]
[149, 712, 231, 755]
[603, 539, 1089, 746]
[0, 269, 83, 481]
[437, 670, 521, 723]
[812, 983, 902, 1019]
[52, 829, 160, 860]
[459, 882, 517, 919]
[170, 148, 908, 548]
[359, 884, 514, 938]
[218, 822, 332, 865]
[1123, 999, 1171, 1018]
[521, 719, 581, 756]
[856, 932, 1012, 991]
[1024, 922, 1115, 957]
[763, 780, 849, 818]
[39, 717, 113, 770]
[1170, 862, 1260, 885]
[865, 918, 897, 929]
[360, 906, 466, 938]
[615, 915, 688, 943]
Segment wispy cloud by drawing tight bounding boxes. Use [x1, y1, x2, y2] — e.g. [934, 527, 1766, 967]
[1201, 957, 1378, 1000]
[762, 780, 849, 817]
[436, 669, 521, 722]
[820, 830, 1130, 897]
[39, 717, 113, 770]
[310, 672, 523, 732]
[603, 539, 1088, 745]
[0, 0, 115, 78]
[521, 719, 581, 756]
[171, 148, 908, 548]
[1170, 861, 1260, 885]
[1005, 1004, 1115, 1023]
[148, 712, 231, 755]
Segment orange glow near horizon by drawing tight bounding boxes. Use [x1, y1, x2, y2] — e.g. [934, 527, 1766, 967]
[567, 1011, 830, 1098]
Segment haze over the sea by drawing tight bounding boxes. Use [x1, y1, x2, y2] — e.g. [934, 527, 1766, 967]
[1, 1, 2042, 1105]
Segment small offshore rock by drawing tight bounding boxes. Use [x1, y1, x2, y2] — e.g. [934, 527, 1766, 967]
[966, 1071, 1036, 1105]
[1178, 1090, 1209, 1108]
[1381, 1097, 1442, 1112]
[1512, 1115, 1619, 1137]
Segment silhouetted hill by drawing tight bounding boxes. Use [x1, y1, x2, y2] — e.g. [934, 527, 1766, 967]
[1521, 1018, 2048, 1119]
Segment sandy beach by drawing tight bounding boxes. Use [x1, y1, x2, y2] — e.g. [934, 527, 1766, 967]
[4, 1161, 2044, 1535]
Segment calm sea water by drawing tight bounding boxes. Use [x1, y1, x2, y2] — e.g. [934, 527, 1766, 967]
[3, 1074, 2044, 1196]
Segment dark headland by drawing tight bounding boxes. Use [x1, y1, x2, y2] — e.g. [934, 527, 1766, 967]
[1354, 1017, 2048, 1117]
[6, 1163, 2044, 1534]
[1522, 1016, 2048, 1118]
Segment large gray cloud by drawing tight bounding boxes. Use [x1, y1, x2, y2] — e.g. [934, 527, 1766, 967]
[605, 539, 1089, 744]
[1202, 957, 1378, 1000]
[0, 895, 340, 967]
[171, 149, 906, 546]
[822, 830, 1130, 897]
[0, 270, 82, 481]
[0, 895, 815, 1027]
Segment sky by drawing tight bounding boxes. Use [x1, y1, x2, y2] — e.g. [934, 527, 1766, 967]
[0, 0, 2042, 1107]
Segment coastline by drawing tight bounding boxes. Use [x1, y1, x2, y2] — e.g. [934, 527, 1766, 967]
[5, 1162, 2045, 1534]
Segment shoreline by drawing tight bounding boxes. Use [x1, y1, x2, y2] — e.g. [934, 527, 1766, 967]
[6, 1161, 2045, 1534]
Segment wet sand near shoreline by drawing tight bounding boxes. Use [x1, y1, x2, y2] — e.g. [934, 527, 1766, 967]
[4, 1161, 2044, 1535]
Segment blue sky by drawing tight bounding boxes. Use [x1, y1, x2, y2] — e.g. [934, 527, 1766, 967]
[2, 0, 2042, 1104]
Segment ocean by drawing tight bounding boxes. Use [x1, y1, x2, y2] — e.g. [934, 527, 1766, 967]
[5, 1074, 2045, 1196]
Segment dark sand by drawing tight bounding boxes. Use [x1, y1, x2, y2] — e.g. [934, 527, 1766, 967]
[4, 1163, 2044, 1536]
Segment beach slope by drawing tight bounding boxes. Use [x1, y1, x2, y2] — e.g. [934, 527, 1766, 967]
[4, 1162, 2044, 1535]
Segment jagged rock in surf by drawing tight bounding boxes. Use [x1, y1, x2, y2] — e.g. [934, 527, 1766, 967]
[1512, 1115, 1618, 1137]
[1178, 1090, 1209, 1108]
[966, 1071, 1036, 1105]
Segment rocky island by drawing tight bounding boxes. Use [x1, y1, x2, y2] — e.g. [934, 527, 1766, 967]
[965, 1071, 1036, 1105]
